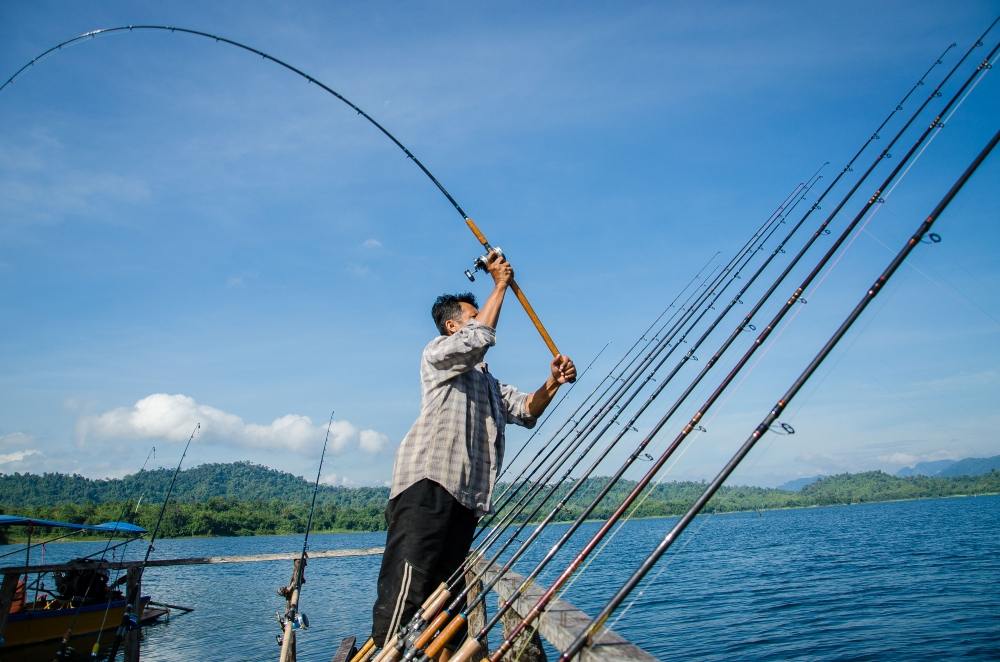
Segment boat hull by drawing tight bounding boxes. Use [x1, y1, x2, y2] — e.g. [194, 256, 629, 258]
[3, 597, 164, 647]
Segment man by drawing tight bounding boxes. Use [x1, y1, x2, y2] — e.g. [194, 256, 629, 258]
[371, 251, 576, 650]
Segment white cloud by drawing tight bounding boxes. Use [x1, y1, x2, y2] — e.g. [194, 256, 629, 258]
[362, 238, 383, 249]
[877, 450, 959, 468]
[0, 449, 41, 465]
[75, 393, 389, 455]
[0, 432, 34, 449]
[359, 429, 389, 453]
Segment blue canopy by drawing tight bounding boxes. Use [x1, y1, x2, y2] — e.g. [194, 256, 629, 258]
[0, 515, 146, 535]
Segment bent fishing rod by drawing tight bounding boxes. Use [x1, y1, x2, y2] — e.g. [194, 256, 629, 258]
[378, 180, 807, 662]
[452, 41, 963, 648]
[104, 423, 199, 661]
[1, 25, 565, 361]
[277, 411, 336, 662]
[562, 124, 1000, 661]
[405, 173, 820, 661]
[486, 28, 999, 662]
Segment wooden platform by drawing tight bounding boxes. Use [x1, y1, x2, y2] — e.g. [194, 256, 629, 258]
[474, 560, 657, 661]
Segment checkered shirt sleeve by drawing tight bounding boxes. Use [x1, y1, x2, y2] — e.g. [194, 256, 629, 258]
[389, 320, 537, 515]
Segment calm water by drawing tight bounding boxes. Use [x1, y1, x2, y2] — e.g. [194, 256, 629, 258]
[2, 496, 997, 660]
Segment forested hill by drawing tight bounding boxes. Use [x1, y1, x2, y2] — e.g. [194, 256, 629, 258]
[0, 461, 387, 507]
[0, 463, 997, 540]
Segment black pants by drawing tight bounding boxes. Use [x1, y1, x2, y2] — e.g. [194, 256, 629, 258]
[372, 479, 478, 647]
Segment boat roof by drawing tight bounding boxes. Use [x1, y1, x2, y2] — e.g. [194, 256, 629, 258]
[0, 515, 147, 534]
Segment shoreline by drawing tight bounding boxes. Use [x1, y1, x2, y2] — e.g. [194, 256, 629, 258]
[3, 491, 996, 546]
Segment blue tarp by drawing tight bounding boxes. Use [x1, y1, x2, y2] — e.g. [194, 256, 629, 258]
[0, 515, 146, 534]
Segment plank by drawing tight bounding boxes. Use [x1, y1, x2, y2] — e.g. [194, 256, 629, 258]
[474, 560, 656, 662]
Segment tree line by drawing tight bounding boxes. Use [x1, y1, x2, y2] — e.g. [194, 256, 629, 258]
[1, 463, 997, 542]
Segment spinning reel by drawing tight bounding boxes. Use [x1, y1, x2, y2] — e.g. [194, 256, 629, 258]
[464, 247, 504, 282]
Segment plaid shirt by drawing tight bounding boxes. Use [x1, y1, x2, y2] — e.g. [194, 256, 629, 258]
[389, 320, 537, 516]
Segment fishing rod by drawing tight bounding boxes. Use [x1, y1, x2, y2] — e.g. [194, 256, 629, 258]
[104, 423, 200, 661]
[449, 40, 960, 649]
[486, 27, 998, 662]
[407, 173, 820, 661]
[382, 180, 807, 662]
[1, 26, 565, 362]
[277, 411, 336, 662]
[562, 124, 1000, 661]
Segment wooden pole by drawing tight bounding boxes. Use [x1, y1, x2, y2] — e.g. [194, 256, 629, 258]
[124, 566, 141, 662]
[279, 558, 304, 662]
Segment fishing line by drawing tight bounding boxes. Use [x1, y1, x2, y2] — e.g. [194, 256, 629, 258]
[603, 510, 715, 635]
[859, 228, 1000, 328]
[761, 51, 996, 390]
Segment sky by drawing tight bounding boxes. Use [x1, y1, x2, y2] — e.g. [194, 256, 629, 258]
[1, 1, 997, 489]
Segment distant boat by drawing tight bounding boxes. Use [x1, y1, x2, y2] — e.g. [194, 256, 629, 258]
[1, 514, 167, 652]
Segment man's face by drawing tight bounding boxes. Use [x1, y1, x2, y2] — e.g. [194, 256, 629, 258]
[444, 302, 479, 335]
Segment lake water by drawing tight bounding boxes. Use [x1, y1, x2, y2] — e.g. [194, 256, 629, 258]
[2, 495, 997, 660]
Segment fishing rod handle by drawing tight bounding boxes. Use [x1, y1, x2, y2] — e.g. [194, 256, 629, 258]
[509, 278, 561, 357]
[349, 638, 376, 662]
[464, 217, 565, 361]
[449, 636, 483, 662]
[424, 613, 467, 658]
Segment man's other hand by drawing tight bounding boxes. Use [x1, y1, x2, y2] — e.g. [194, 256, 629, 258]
[551, 355, 576, 384]
[485, 250, 513, 287]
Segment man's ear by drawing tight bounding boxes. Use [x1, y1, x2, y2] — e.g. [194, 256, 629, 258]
[444, 319, 457, 335]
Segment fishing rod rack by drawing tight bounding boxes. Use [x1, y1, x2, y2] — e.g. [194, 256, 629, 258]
[1, 548, 655, 661]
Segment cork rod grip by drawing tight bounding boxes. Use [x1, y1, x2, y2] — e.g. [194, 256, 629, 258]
[509, 278, 560, 357]
[424, 614, 468, 659]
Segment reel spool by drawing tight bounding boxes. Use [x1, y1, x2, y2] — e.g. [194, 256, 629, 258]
[464, 247, 504, 282]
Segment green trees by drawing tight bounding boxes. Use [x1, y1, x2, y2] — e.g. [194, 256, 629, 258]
[1, 465, 997, 539]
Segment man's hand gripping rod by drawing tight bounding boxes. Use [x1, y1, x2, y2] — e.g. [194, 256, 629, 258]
[462, 217, 566, 366]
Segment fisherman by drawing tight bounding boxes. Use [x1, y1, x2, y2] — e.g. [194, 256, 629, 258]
[371, 250, 576, 653]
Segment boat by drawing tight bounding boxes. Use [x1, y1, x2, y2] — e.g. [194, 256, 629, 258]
[0, 515, 168, 653]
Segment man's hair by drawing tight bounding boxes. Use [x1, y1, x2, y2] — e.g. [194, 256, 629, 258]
[432, 292, 478, 335]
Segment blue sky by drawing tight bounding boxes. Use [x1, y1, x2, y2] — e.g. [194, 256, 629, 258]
[1, 1, 997, 488]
